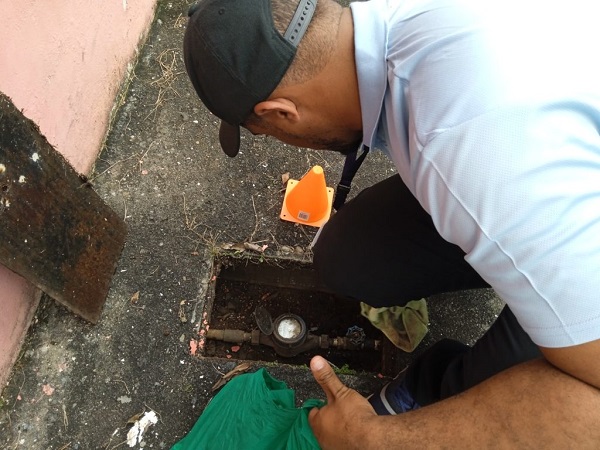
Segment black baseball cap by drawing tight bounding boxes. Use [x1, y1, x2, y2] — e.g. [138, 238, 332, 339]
[183, 0, 317, 157]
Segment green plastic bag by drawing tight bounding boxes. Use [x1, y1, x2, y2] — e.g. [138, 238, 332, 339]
[172, 368, 324, 450]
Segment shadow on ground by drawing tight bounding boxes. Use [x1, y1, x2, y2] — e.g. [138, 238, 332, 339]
[0, 1, 503, 448]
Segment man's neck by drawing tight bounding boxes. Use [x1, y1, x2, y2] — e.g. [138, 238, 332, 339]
[272, 7, 361, 133]
[311, 7, 362, 131]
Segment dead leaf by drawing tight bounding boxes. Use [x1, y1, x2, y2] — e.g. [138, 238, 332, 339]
[244, 242, 267, 253]
[281, 172, 290, 185]
[211, 362, 252, 392]
[130, 291, 140, 304]
[127, 412, 144, 425]
[178, 300, 187, 323]
[221, 242, 246, 252]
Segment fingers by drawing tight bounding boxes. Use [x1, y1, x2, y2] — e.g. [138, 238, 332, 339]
[310, 356, 348, 403]
[308, 404, 320, 422]
[310, 357, 376, 450]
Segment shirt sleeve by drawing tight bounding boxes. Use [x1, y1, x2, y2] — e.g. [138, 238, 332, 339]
[413, 103, 600, 348]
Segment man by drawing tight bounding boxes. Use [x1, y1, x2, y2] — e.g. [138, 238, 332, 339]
[183, 0, 600, 447]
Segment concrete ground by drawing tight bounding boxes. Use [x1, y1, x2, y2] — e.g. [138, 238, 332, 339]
[0, 1, 503, 448]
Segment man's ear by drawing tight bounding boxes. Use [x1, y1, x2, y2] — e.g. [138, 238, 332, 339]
[254, 98, 300, 122]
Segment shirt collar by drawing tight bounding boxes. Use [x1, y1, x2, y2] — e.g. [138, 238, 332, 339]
[350, 0, 388, 149]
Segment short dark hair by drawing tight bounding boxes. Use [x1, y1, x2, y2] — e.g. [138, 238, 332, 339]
[271, 0, 341, 88]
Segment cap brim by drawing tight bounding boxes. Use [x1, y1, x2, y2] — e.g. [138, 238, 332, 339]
[219, 121, 241, 157]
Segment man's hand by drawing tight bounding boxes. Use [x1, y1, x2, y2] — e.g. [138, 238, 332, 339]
[308, 356, 378, 450]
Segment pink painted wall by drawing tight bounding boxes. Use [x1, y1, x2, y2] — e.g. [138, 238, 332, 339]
[0, 0, 157, 391]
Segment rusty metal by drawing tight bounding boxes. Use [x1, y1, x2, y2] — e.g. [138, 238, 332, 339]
[207, 327, 381, 357]
[0, 93, 126, 323]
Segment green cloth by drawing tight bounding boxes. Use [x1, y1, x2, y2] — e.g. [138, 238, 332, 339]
[360, 298, 429, 353]
[172, 368, 324, 450]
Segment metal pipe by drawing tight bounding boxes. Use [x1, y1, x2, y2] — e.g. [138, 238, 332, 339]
[207, 328, 381, 357]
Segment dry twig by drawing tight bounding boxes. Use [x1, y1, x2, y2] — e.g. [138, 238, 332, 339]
[146, 49, 184, 119]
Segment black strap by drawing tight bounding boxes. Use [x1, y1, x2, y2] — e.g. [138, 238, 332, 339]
[333, 145, 370, 210]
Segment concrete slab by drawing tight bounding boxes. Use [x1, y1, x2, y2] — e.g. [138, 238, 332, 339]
[0, 1, 503, 448]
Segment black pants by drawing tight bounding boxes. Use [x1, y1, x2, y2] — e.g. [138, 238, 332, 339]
[313, 175, 541, 406]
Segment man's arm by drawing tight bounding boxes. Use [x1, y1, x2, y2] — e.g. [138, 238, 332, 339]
[308, 341, 600, 449]
[540, 339, 600, 388]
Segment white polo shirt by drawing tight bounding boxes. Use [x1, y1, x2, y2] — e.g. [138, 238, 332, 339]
[351, 0, 600, 347]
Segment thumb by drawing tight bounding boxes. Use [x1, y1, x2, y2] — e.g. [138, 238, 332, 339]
[311, 356, 348, 403]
